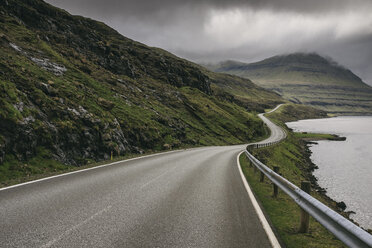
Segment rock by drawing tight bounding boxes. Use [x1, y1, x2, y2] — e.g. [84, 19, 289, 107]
[13, 101, 25, 112]
[30, 57, 67, 76]
[67, 107, 80, 117]
[328, 136, 347, 141]
[21, 116, 35, 125]
[307, 141, 318, 145]
[9, 42, 22, 52]
[336, 201, 347, 211]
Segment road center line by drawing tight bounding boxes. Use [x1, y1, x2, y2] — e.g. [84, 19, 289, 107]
[41, 205, 112, 248]
[140, 165, 179, 190]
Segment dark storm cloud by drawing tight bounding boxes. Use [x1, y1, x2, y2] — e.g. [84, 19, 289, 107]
[45, 0, 372, 85]
[45, 0, 371, 15]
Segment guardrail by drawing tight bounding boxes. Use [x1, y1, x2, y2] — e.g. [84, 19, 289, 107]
[245, 143, 372, 248]
[248, 140, 282, 150]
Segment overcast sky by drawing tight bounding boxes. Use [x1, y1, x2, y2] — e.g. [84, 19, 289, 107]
[45, 0, 372, 85]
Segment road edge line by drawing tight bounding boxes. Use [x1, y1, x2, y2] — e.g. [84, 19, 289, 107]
[0, 148, 189, 192]
[237, 151, 281, 248]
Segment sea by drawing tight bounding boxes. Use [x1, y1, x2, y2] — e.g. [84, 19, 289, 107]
[286, 116, 372, 230]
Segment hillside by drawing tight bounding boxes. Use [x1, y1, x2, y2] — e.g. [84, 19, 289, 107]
[0, 0, 283, 181]
[207, 53, 372, 115]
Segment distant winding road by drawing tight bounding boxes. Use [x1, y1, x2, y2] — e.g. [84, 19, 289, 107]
[256, 104, 286, 144]
[0, 105, 285, 248]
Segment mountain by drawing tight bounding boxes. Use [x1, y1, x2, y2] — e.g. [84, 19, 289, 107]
[0, 0, 284, 181]
[206, 53, 372, 115]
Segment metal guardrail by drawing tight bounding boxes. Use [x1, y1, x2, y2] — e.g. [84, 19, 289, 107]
[248, 141, 282, 150]
[245, 144, 372, 248]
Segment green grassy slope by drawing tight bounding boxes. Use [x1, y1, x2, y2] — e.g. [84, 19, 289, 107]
[206, 53, 372, 115]
[205, 70, 283, 112]
[0, 0, 282, 182]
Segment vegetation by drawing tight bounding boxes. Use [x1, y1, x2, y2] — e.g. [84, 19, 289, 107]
[240, 104, 348, 247]
[204, 69, 283, 112]
[293, 132, 345, 141]
[206, 53, 372, 115]
[0, 0, 281, 184]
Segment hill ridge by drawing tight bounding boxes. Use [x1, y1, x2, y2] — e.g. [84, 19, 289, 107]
[206, 53, 372, 114]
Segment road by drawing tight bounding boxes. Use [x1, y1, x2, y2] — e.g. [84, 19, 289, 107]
[256, 104, 286, 144]
[0, 106, 284, 248]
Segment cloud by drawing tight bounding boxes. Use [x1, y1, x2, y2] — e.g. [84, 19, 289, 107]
[45, 0, 372, 16]
[44, 0, 372, 85]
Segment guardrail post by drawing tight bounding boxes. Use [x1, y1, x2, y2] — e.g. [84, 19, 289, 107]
[260, 171, 264, 182]
[299, 181, 311, 233]
[273, 166, 279, 197]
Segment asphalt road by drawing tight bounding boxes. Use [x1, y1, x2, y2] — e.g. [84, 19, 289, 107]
[257, 104, 286, 144]
[0, 106, 284, 248]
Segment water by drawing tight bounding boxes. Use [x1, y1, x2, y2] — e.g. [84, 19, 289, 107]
[286, 116, 372, 230]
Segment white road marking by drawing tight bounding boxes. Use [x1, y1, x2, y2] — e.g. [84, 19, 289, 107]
[140, 164, 179, 189]
[237, 151, 281, 248]
[41, 205, 112, 248]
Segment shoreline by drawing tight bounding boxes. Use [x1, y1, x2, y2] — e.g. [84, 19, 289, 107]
[302, 138, 351, 213]
[293, 131, 372, 234]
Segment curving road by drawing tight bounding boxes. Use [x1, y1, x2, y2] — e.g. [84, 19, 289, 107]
[0, 105, 285, 248]
[256, 104, 286, 144]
